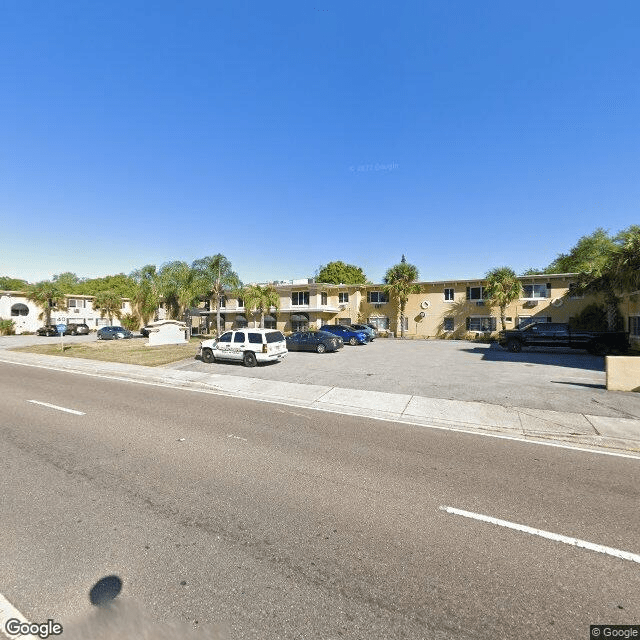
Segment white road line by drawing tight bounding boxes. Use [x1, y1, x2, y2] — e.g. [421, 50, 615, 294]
[440, 506, 640, 564]
[0, 593, 34, 639]
[27, 400, 85, 415]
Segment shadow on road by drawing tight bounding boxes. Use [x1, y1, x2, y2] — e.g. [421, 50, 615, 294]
[462, 345, 604, 372]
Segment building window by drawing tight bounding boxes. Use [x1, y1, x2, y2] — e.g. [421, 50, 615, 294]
[629, 317, 640, 336]
[10, 303, 29, 316]
[68, 299, 76, 308]
[264, 314, 277, 330]
[466, 286, 485, 301]
[522, 284, 549, 299]
[444, 288, 454, 302]
[237, 298, 244, 308]
[367, 291, 388, 304]
[368, 316, 389, 330]
[339, 292, 349, 303]
[443, 317, 454, 331]
[400, 317, 409, 332]
[235, 315, 248, 328]
[337, 317, 351, 326]
[517, 316, 551, 328]
[466, 316, 497, 332]
[291, 313, 309, 332]
[292, 291, 309, 306]
[219, 297, 226, 308]
[321, 292, 328, 305]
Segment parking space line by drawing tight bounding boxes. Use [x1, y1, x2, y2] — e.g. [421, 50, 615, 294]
[439, 506, 640, 564]
[27, 400, 85, 415]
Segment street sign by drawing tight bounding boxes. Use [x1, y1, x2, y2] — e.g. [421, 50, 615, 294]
[56, 323, 66, 335]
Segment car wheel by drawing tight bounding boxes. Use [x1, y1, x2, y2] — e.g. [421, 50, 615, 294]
[349, 337, 358, 346]
[202, 348, 215, 364]
[507, 339, 522, 353]
[316, 343, 326, 353]
[590, 341, 609, 356]
[97, 334, 102, 340]
[243, 351, 258, 367]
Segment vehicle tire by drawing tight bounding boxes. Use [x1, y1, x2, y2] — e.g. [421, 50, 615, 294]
[507, 339, 522, 353]
[590, 341, 609, 356]
[316, 343, 326, 353]
[202, 348, 215, 364]
[243, 351, 258, 367]
[349, 337, 358, 346]
[97, 334, 102, 340]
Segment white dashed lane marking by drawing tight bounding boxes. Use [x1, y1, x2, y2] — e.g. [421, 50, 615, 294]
[440, 506, 640, 564]
[27, 400, 85, 415]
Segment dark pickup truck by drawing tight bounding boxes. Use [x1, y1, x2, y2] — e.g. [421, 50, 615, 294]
[498, 323, 629, 356]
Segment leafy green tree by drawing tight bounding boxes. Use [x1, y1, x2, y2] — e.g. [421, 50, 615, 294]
[75, 274, 136, 298]
[92, 290, 124, 325]
[383, 255, 420, 339]
[157, 261, 206, 319]
[120, 313, 140, 331]
[317, 261, 367, 285]
[609, 226, 640, 294]
[0, 276, 29, 290]
[519, 267, 545, 276]
[130, 265, 160, 326]
[547, 228, 615, 274]
[26, 281, 67, 326]
[568, 303, 610, 332]
[191, 254, 242, 335]
[243, 284, 280, 328]
[52, 272, 82, 292]
[0, 319, 16, 335]
[484, 267, 522, 331]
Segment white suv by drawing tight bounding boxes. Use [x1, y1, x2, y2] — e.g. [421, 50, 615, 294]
[198, 329, 288, 367]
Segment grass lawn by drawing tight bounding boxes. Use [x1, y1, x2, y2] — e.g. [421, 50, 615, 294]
[11, 337, 202, 367]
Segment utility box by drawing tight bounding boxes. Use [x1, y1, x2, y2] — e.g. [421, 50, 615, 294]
[147, 320, 188, 346]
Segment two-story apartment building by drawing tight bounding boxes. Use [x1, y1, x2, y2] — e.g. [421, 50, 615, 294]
[0, 292, 133, 334]
[189, 274, 639, 344]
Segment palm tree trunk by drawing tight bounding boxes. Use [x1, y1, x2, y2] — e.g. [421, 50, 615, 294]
[500, 306, 507, 331]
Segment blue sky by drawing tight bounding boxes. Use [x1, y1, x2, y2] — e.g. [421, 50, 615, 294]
[1, 1, 638, 285]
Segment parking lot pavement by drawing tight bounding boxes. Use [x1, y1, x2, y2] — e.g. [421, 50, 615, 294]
[177, 338, 640, 419]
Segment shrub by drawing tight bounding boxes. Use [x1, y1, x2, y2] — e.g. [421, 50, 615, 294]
[569, 303, 623, 332]
[0, 319, 16, 335]
[120, 313, 140, 331]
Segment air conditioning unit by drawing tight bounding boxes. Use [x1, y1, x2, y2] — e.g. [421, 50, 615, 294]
[524, 300, 538, 308]
[475, 301, 485, 306]
[373, 303, 383, 308]
[74, 308, 80, 313]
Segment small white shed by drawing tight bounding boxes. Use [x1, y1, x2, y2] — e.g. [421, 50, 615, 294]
[147, 320, 188, 346]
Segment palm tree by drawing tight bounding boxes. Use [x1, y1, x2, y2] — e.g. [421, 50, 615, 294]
[484, 267, 522, 331]
[191, 254, 242, 335]
[92, 290, 124, 325]
[609, 228, 640, 294]
[130, 265, 160, 326]
[157, 261, 207, 320]
[26, 281, 67, 326]
[243, 284, 280, 328]
[383, 255, 420, 338]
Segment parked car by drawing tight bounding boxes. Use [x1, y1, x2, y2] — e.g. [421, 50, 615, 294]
[140, 326, 151, 337]
[286, 330, 344, 353]
[36, 325, 58, 336]
[97, 326, 133, 340]
[64, 323, 90, 335]
[351, 323, 377, 341]
[198, 328, 287, 367]
[319, 324, 369, 345]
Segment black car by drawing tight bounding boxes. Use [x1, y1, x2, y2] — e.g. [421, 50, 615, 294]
[286, 331, 344, 353]
[36, 325, 59, 336]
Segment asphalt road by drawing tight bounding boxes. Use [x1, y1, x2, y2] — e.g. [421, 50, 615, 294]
[1, 362, 639, 639]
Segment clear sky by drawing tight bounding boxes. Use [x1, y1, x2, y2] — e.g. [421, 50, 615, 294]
[1, 1, 638, 285]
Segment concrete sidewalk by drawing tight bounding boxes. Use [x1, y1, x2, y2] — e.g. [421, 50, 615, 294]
[1, 349, 639, 457]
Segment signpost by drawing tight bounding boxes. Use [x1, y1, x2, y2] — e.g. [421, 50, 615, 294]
[56, 323, 66, 351]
